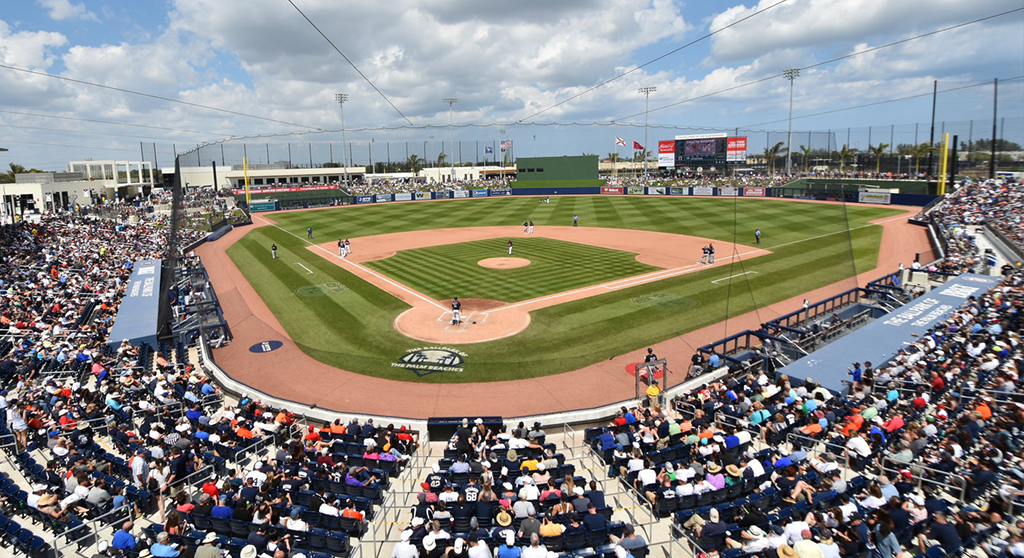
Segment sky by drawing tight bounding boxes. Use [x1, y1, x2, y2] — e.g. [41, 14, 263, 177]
[1, 0, 1022, 170]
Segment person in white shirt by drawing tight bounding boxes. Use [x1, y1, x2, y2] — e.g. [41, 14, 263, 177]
[319, 499, 341, 517]
[518, 478, 540, 501]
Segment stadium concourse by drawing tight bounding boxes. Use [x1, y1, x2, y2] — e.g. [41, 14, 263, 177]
[0, 178, 1020, 558]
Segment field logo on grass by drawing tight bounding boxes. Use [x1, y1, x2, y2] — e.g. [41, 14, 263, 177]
[393, 346, 467, 376]
[294, 282, 346, 298]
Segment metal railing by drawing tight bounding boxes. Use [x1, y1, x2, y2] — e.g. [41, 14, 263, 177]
[879, 457, 967, 501]
[562, 423, 578, 459]
[51, 499, 136, 557]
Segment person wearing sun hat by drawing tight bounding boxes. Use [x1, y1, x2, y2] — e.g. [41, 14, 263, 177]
[392, 529, 419, 558]
[192, 532, 220, 558]
[726, 525, 773, 552]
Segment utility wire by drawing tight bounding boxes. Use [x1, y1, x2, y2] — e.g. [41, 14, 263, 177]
[614, 7, 1024, 121]
[0, 123, 209, 143]
[738, 75, 1024, 128]
[0, 109, 235, 137]
[287, 0, 413, 126]
[517, 0, 789, 123]
[0, 63, 322, 130]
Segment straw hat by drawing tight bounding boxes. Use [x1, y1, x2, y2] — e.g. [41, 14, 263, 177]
[38, 494, 59, 507]
[726, 464, 742, 477]
[778, 545, 797, 558]
[496, 510, 513, 527]
[240, 545, 258, 558]
[706, 463, 722, 474]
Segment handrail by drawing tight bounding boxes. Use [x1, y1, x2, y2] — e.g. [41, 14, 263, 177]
[562, 423, 578, 459]
[51, 499, 137, 557]
[879, 457, 966, 501]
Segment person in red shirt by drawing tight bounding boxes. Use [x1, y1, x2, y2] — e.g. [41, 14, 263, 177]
[930, 372, 945, 392]
[304, 425, 321, 443]
[202, 480, 220, 500]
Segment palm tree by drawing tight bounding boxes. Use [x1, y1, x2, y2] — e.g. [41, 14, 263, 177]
[799, 145, 812, 173]
[406, 154, 422, 174]
[607, 152, 621, 177]
[437, 152, 447, 166]
[0, 163, 28, 184]
[868, 143, 890, 173]
[833, 144, 857, 172]
[762, 142, 786, 174]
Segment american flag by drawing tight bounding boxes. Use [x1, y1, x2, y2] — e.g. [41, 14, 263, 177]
[500, 140, 512, 151]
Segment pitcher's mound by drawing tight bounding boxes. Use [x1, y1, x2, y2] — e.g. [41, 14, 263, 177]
[479, 257, 530, 269]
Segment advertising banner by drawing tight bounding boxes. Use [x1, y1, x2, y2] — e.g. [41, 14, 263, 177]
[858, 192, 892, 204]
[646, 187, 666, 195]
[670, 187, 688, 196]
[355, 196, 374, 204]
[375, 194, 392, 202]
[394, 193, 413, 201]
[601, 186, 624, 194]
[627, 186, 645, 195]
[472, 189, 489, 197]
[719, 187, 739, 196]
[489, 188, 512, 196]
[231, 185, 337, 195]
[675, 133, 728, 140]
[726, 137, 747, 163]
[433, 191, 449, 199]
[452, 190, 469, 198]
[743, 187, 766, 197]
[415, 191, 432, 200]
[658, 141, 675, 168]
[692, 186, 714, 196]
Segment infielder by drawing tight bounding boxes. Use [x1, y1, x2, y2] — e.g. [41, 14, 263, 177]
[307, 227, 314, 239]
[523, 221, 529, 234]
[755, 229, 761, 245]
[338, 239, 345, 256]
[344, 238, 351, 256]
[573, 214, 579, 227]
[507, 240, 513, 255]
[699, 245, 709, 264]
[708, 244, 715, 264]
[528, 221, 534, 234]
[451, 297, 462, 326]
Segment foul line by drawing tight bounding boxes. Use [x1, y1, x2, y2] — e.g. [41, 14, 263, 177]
[254, 215, 447, 312]
[295, 263, 314, 274]
[712, 271, 758, 284]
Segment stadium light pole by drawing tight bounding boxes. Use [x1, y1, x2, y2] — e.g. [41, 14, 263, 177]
[443, 97, 459, 183]
[783, 68, 800, 176]
[334, 93, 349, 185]
[638, 86, 656, 177]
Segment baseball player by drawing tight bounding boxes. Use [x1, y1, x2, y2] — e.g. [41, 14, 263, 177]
[344, 239, 351, 257]
[507, 240, 513, 256]
[307, 227, 314, 239]
[699, 245, 708, 265]
[524, 221, 529, 234]
[528, 221, 534, 234]
[338, 239, 345, 256]
[754, 228, 761, 245]
[271, 244, 277, 259]
[708, 243, 715, 264]
[573, 214, 579, 227]
[451, 297, 462, 326]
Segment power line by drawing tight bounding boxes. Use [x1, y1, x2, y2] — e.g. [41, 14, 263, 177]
[517, 0, 789, 123]
[287, 0, 413, 126]
[0, 63, 322, 130]
[0, 139, 144, 153]
[613, 6, 1024, 121]
[0, 123, 209, 143]
[0, 109, 235, 136]
[739, 75, 1024, 129]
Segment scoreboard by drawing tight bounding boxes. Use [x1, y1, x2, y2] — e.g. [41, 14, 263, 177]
[675, 133, 727, 166]
[659, 133, 746, 170]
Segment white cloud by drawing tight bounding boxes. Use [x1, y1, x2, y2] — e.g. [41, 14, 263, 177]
[37, 0, 99, 22]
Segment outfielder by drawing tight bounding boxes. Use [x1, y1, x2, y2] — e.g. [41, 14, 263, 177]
[451, 297, 462, 325]
[271, 244, 277, 259]
[507, 240, 513, 256]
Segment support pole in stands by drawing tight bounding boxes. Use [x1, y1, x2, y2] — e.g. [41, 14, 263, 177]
[990, 78, 998, 179]
[166, 157, 183, 267]
[211, 160, 218, 192]
[927, 80, 937, 178]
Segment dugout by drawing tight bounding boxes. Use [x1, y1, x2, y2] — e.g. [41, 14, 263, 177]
[515, 155, 598, 182]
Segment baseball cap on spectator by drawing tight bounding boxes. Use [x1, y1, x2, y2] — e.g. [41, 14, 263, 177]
[401, 530, 412, 542]
[454, 539, 465, 553]
[709, 508, 720, 523]
[573, 486, 585, 496]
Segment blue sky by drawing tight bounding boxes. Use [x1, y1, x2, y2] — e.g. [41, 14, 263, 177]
[1, 0, 1022, 170]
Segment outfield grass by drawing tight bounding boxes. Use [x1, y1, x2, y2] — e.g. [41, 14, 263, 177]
[364, 238, 659, 302]
[227, 196, 905, 383]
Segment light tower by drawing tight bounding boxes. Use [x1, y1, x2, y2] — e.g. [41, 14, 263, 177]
[638, 86, 657, 176]
[334, 93, 349, 184]
[443, 97, 459, 183]
[783, 68, 800, 176]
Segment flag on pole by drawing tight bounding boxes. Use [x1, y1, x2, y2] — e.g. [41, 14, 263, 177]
[484, 146, 493, 154]
[500, 140, 512, 151]
[633, 141, 644, 150]
[615, 137, 626, 146]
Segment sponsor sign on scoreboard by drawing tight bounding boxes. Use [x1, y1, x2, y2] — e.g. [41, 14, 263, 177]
[743, 187, 766, 197]
[601, 186, 624, 194]
[727, 137, 747, 162]
[658, 141, 675, 168]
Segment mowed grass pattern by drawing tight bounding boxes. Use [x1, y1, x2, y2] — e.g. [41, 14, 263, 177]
[228, 196, 907, 382]
[364, 238, 659, 302]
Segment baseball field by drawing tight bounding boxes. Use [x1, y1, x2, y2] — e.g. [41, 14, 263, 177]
[225, 196, 905, 383]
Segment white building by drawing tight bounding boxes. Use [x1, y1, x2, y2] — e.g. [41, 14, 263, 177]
[1, 160, 156, 220]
